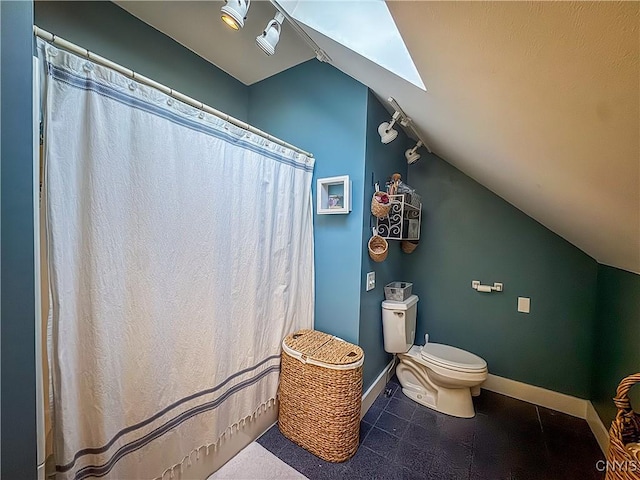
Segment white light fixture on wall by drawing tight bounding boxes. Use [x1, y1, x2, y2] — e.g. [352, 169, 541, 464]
[405, 141, 423, 164]
[378, 111, 401, 144]
[256, 11, 285, 56]
[221, 0, 251, 30]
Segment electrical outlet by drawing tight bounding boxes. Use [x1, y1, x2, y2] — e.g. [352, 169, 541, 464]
[366, 272, 375, 291]
[518, 297, 530, 313]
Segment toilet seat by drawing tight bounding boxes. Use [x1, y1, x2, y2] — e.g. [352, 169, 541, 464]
[403, 346, 487, 378]
[420, 343, 487, 373]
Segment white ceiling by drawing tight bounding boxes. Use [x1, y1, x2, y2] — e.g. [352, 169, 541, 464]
[115, 1, 639, 274]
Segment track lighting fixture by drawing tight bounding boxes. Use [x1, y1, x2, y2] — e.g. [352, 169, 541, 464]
[405, 141, 423, 164]
[256, 12, 285, 56]
[220, 0, 331, 62]
[221, 0, 251, 30]
[378, 111, 401, 144]
[384, 97, 432, 161]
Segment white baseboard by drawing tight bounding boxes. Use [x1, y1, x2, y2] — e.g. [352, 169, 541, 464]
[586, 401, 610, 455]
[361, 359, 395, 419]
[482, 374, 587, 418]
[482, 374, 608, 455]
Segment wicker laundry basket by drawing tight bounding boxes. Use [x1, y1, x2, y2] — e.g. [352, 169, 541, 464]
[278, 329, 364, 462]
[605, 373, 640, 480]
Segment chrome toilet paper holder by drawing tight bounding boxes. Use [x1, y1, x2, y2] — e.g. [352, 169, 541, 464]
[472, 280, 503, 292]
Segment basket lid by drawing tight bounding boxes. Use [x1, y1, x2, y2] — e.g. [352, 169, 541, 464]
[283, 329, 364, 369]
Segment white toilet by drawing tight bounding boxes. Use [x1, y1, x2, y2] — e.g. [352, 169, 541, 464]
[382, 295, 488, 418]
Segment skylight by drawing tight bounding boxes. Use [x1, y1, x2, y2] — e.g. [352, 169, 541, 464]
[278, 0, 426, 90]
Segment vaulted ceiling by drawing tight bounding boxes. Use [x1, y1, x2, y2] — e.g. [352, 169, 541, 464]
[116, 1, 639, 274]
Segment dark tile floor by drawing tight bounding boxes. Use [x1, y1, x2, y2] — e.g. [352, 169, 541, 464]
[257, 376, 605, 479]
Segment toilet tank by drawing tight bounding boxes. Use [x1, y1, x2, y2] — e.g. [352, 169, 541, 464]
[382, 295, 418, 353]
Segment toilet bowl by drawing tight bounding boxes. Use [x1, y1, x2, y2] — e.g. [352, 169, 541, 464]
[382, 295, 488, 418]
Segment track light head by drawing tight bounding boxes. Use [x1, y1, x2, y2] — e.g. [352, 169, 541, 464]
[405, 148, 421, 164]
[378, 111, 401, 144]
[378, 122, 398, 144]
[256, 12, 285, 56]
[221, 0, 251, 30]
[405, 141, 423, 165]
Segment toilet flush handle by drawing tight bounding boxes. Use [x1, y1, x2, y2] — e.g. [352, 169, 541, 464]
[394, 312, 404, 317]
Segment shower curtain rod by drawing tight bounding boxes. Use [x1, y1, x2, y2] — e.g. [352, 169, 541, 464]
[33, 25, 313, 158]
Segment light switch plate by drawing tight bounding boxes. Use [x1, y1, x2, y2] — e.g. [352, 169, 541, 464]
[518, 297, 530, 313]
[366, 272, 375, 291]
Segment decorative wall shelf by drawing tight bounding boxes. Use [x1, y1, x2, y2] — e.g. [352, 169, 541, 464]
[317, 175, 352, 215]
[376, 194, 422, 240]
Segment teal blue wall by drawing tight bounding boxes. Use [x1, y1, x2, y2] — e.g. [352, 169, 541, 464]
[359, 91, 411, 388]
[249, 61, 369, 345]
[592, 265, 640, 427]
[405, 153, 598, 399]
[1, 1, 38, 477]
[34, 1, 249, 121]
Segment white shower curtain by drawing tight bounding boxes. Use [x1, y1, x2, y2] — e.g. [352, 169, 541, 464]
[41, 41, 314, 479]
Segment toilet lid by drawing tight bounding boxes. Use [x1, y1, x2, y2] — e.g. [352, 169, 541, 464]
[420, 343, 487, 373]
